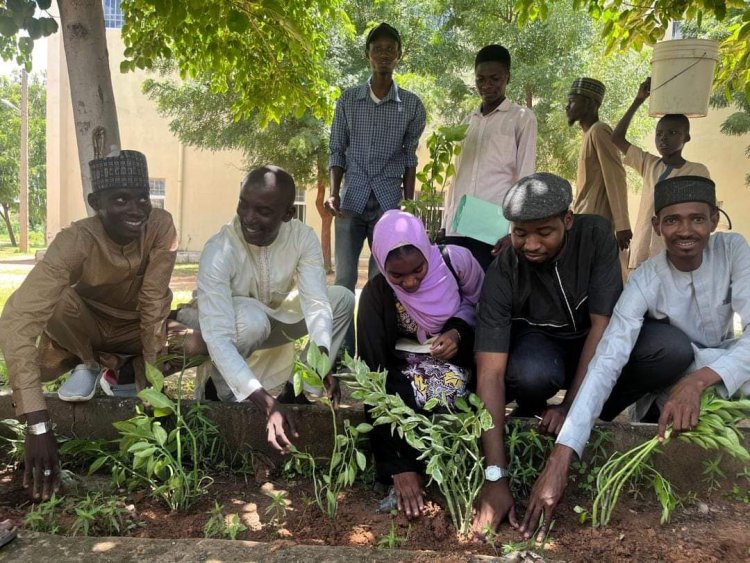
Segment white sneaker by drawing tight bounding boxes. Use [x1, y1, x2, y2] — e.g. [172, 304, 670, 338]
[57, 364, 101, 402]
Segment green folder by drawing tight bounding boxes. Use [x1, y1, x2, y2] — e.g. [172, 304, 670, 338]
[451, 194, 510, 245]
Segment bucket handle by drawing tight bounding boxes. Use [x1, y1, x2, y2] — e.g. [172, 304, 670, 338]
[651, 51, 711, 93]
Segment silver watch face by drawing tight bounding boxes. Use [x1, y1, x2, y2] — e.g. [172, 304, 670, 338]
[485, 465, 504, 481]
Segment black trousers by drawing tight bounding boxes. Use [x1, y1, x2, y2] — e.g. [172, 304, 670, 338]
[505, 319, 695, 420]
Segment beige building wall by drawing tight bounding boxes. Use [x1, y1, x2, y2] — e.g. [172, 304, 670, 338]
[625, 106, 750, 241]
[46, 29, 248, 252]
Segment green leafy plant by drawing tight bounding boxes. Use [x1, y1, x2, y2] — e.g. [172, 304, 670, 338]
[343, 354, 492, 536]
[84, 361, 214, 511]
[377, 512, 410, 549]
[505, 421, 555, 498]
[264, 490, 289, 529]
[70, 493, 141, 536]
[593, 392, 750, 527]
[0, 417, 26, 463]
[573, 505, 590, 525]
[569, 427, 613, 496]
[702, 455, 726, 492]
[203, 501, 247, 540]
[288, 345, 370, 519]
[402, 123, 469, 242]
[24, 494, 65, 534]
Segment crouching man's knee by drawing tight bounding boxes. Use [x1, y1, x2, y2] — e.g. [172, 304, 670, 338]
[233, 297, 272, 357]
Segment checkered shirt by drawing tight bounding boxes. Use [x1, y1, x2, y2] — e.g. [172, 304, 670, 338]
[329, 80, 426, 214]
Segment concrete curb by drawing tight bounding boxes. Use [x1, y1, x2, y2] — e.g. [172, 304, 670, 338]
[0, 532, 547, 562]
[1, 394, 747, 490]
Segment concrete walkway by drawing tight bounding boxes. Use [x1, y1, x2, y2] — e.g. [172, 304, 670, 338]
[0, 532, 549, 562]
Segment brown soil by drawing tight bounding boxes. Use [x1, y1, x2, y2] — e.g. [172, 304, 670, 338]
[2, 466, 748, 562]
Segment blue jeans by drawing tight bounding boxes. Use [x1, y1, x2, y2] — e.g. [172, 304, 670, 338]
[334, 193, 384, 291]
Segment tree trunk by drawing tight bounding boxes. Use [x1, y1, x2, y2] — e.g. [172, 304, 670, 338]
[315, 163, 333, 274]
[58, 0, 121, 215]
[525, 84, 534, 109]
[0, 204, 17, 247]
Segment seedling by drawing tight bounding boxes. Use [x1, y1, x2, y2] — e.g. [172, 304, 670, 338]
[264, 490, 289, 528]
[70, 493, 141, 536]
[377, 514, 410, 550]
[77, 358, 215, 511]
[593, 391, 750, 527]
[402, 124, 469, 241]
[24, 494, 65, 534]
[203, 501, 247, 540]
[573, 505, 590, 525]
[289, 345, 371, 519]
[702, 455, 726, 492]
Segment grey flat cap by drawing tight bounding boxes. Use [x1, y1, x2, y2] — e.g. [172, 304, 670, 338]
[502, 173, 573, 222]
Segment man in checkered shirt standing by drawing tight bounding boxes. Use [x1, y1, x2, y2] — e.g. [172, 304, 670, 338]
[326, 23, 427, 308]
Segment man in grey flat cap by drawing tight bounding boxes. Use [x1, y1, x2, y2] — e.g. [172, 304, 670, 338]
[471, 173, 692, 535]
[516, 175, 750, 540]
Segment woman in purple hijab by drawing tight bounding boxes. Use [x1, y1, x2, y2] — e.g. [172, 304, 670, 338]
[358, 210, 484, 519]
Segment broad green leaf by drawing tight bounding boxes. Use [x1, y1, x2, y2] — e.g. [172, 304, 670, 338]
[145, 363, 164, 392]
[138, 389, 176, 413]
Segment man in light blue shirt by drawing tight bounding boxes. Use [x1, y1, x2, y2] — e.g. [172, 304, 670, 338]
[517, 176, 750, 540]
[326, 23, 427, 295]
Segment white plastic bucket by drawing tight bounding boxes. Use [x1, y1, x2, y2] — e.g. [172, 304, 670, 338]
[649, 39, 719, 117]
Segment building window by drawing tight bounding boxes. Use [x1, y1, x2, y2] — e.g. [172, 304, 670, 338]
[294, 188, 306, 223]
[672, 21, 683, 39]
[103, 0, 124, 29]
[149, 178, 166, 209]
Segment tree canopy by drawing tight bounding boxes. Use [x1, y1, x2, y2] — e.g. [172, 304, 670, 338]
[0, 72, 46, 243]
[514, 0, 750, 100]
[120, 0, 350, 125]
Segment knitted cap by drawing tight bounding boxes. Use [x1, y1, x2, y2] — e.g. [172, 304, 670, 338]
[569, 77, 606, 105]
[503, 173, 573, 222]
[654, 175, 716, 214]
[366, 22, 401, 49]
[89, 150, 149, 192]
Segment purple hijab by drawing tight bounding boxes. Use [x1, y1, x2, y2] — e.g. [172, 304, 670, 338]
[372, 210, 461, 343]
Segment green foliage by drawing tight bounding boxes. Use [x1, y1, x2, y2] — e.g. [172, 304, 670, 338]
[80, 363, 215, 512]
[377, 515, 410, 549]
[120, 0, 349, 126]
[505, 420, 555, 498]
[569, 426, 613, 496]
[24, 494, 65, 534]
[203, 501, 248, 540]
[702, 455, 726, 492]
[145, 0, 650, 201]
[402, 124, 468, 241]
[0, 73, 47, 242]
[264, 490, 289, 529]
[289, 345, 370, 519]
[593, 391, 750, 527]
[70, 493, 142, 537]
[343, 353, 492, 536]
[0, 0, 58, 70]
[0, 417, 26, 463]
[514, 1, 749, 100]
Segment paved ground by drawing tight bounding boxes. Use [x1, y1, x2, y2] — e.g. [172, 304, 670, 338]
[1, 532, 540, 562]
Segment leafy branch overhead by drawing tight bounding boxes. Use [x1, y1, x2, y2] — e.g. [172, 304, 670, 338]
[0, 0, 57, 70]
[514, 0, 750, 100]
[120, 0, 351, 125]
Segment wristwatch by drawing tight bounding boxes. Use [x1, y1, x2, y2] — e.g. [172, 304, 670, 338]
[484, 465, 510, 482]
[26, 421, 53, 436]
